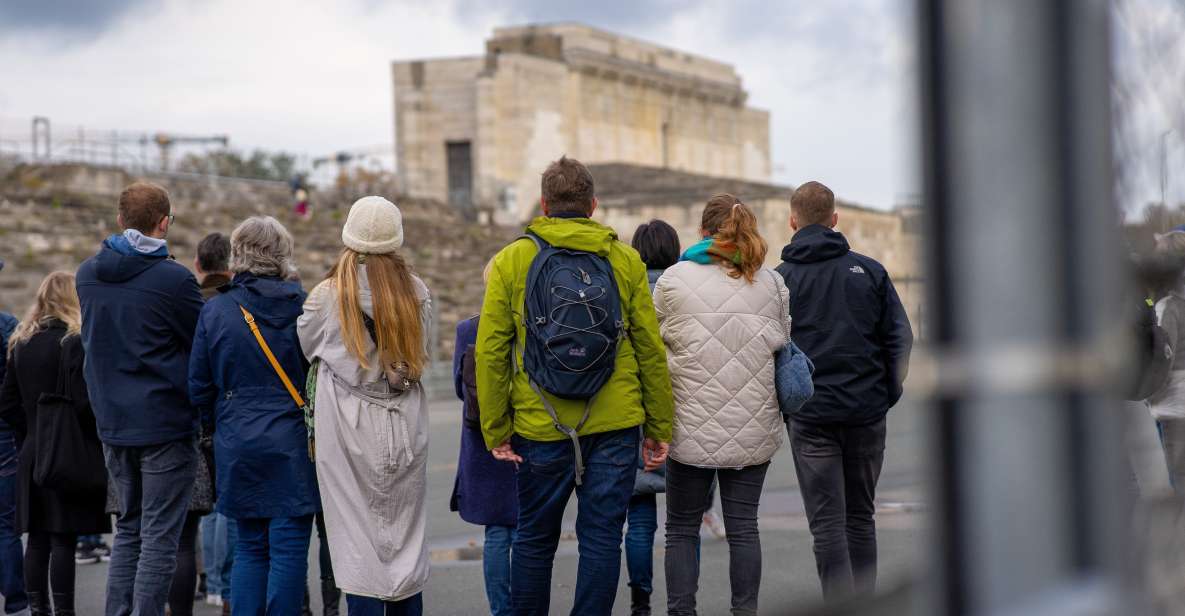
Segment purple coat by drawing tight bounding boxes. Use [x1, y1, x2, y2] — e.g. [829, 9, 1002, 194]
[449, 317, 518, 527]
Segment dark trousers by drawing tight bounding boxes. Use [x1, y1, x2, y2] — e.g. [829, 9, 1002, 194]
[104, 438, 198, 616]
[664, 459, 769, 616]
[0, 430, 26, 615]
[24, 532, 76, 612]
[789, 418, 886, 602]
[624, 494, 657, 595]
[166, 512, 201, 616]
[511, 427, 638, 616]
[345, 593, 422, 616]
[232, 515, 313, 615]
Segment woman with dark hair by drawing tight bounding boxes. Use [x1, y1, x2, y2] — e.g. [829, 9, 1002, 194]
[0, 272, 109, 616]
[655, 196, 791, 616]
[623, 220, 680, 615]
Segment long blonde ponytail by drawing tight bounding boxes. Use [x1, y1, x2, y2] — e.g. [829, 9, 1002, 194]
[326, 248, 426, 377]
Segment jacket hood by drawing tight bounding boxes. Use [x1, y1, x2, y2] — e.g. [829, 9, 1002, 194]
[780, 224, 851, 264]
[231, 273, 307, 328]
[94, 236, 169, 282]
[526, 217, 617, 256]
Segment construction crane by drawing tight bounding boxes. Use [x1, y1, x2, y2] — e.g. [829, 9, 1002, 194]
[143, 132, 229, 171]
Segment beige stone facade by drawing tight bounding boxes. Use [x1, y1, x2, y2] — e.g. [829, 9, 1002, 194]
[393, 23, 771, 223]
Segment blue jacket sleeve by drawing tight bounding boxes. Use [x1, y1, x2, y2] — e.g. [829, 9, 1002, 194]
[453, 318, 479, 402]
[878, 274, 914, 408]
[188, 309, 217, 430]
[453, 321, 467, 402]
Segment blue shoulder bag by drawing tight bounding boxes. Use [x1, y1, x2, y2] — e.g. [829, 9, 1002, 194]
[767, 271, 815, 418]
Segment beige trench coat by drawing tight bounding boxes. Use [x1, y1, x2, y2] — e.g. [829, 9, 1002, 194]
[297, 266, 432, 601]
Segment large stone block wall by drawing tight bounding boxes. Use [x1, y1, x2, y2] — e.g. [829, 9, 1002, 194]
[393, 57, 483, 202]
[393, 24, 772, 224]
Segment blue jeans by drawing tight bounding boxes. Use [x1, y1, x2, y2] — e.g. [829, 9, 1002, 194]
[104, 438, 198, 616]
[231, 515, 312, 616]
[0, 431, 27, 615]
[200, 513, 231, 597]
[345, 593, 423, 616]
[484, 525, 515, 616]
[624, 494, 657, 594]
[511, 427, 638, 616]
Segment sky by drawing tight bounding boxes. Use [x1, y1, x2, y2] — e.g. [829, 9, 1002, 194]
[0, 0, 919, 210]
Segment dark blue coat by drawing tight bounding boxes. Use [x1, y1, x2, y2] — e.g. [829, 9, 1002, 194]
[776, 225, 914, 426]
[450, 316, 518, 527]
[76, 236, 204, 446]
[188, 273, 320, 520]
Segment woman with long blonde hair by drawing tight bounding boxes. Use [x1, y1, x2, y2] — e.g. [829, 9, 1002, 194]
[0, 272, 109, 616]
[297, 196, 431, 616]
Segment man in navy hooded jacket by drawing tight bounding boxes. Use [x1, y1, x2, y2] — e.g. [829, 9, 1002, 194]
[76, 182, 204, 616]
[775, 181, 913, 603]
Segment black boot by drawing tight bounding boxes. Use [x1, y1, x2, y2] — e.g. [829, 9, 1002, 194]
[27, 591, 51, 616]
[52, 592, 75, 616]
[322, 579, 341, 616]
[630, 587, 651, 616]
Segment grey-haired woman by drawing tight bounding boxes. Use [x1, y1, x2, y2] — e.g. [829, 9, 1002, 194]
[188, 215, 320, 614]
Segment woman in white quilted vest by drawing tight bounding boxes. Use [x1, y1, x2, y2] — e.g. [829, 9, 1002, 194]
[654, 195, 791, 616]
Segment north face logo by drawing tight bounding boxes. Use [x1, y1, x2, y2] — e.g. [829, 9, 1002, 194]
[850, 265, 866, 274]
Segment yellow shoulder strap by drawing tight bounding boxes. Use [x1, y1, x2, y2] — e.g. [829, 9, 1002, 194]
[239, 305, 306, 408]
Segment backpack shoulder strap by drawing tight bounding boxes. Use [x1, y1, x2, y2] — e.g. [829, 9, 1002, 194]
[518, 233, 545, 252]
[240, 305, 307, 410]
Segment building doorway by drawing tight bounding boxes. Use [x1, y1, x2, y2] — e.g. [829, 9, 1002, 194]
[446, 140, 474, 220]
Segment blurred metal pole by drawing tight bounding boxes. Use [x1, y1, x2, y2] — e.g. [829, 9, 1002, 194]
[917, 1, 1128, 614]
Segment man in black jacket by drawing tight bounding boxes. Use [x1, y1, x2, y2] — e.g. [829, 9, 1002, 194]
[775, 181, 913, 602]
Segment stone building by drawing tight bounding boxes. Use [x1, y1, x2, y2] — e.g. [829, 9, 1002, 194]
[393, 23, 771, 223]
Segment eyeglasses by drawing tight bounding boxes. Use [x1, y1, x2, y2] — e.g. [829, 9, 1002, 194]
[162, 214, 175, 226]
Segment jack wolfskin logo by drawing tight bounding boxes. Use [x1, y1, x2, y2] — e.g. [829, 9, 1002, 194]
[568, 347, 587, 357]
[850, 265, 866, 274]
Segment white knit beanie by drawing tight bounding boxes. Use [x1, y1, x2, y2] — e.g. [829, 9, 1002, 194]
[342, 196, 404, 254]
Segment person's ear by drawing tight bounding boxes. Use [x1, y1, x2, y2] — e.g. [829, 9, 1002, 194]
[193, 258, 203, 275]
[116, 213, 125, 230]
[700, 227, 711, 239]
[540, 198, 549, 217]
[790, 214, 799, 232]
[158, 215, 170, 235]
[588, 197, 598, 217]
[831, 211, 839, 229]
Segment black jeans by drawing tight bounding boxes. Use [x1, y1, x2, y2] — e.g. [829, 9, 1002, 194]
[664, 459, 770, 616]
[789, 418, 886, 602]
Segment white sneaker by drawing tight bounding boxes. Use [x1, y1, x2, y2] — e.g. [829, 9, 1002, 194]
[207, 594, 223, 607]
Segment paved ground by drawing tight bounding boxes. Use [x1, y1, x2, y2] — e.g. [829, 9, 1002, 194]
[72, 394, 928, 615]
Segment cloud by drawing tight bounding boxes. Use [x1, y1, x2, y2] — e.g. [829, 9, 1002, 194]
[0, 0, 161, 38]
[0, 0, 917, 208]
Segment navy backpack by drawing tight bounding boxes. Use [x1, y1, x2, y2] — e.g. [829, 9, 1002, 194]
[517, 232, 624, 483]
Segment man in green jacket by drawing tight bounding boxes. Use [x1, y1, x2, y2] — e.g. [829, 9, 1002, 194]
[477, 156, 675, 615]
